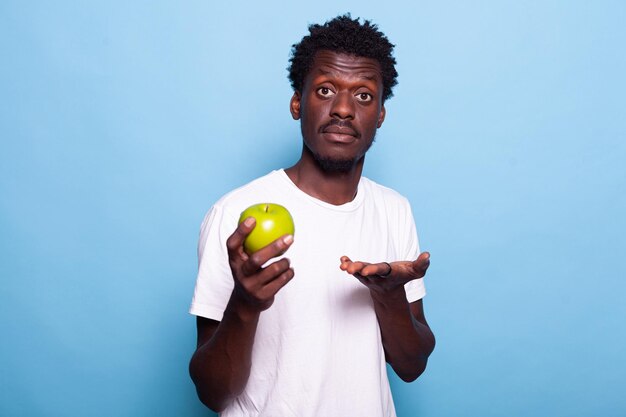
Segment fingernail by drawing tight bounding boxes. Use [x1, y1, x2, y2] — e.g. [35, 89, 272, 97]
[244, 217, 255, 227]
[283, 235, 294, 245]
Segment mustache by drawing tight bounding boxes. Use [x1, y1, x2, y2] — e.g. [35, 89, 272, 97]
[319, 119, 361, 138]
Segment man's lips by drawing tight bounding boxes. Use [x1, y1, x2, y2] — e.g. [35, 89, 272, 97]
[320, 121, 360, 138]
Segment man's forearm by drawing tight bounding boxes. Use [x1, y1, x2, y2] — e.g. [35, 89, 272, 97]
[189, 297, 260, 412]
[371, 288, 435, 382]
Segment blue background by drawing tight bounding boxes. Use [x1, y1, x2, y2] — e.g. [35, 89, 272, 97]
[1, 1, 625, 416]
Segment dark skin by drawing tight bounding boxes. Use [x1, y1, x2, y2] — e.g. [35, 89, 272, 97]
[189, 50, 435, 412]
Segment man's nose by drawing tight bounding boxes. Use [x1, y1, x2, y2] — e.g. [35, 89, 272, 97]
[330, 91, 355, 120]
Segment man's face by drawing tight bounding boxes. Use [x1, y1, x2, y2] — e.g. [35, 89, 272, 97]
[290, 50, 386, 172]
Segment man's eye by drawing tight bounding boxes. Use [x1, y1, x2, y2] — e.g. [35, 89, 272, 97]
[317, 87, 334, 97]
[357, 93, 372, 102]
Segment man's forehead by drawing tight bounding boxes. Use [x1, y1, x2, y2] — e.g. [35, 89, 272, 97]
[309, 50, 382, 79]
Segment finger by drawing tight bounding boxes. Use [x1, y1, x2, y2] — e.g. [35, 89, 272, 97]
[261, 267, 295, 297]
[360, 262, 392, 277]
[250, 257, 292, 286]
[412, 252, 431, 277]
[226, 217, 256, 259]
[344, 261, 369, 275]
[339, 256, 352, 271]
[242, 234, 294, 276]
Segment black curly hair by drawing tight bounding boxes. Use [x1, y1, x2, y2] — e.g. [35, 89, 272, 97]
[288, 14, 399, 102]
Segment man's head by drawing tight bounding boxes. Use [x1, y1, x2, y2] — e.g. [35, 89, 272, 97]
[288, 15, 398, 174]
[288, 14, 398, 103]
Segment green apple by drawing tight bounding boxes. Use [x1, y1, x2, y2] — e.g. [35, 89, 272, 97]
[238, 203, 295, 254]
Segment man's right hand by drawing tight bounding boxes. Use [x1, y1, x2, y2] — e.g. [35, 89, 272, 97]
[190, 218, 294, 412]
[226, 217, 295, 318]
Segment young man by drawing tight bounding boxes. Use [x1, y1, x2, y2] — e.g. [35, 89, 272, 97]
[189, 15, 435, 417]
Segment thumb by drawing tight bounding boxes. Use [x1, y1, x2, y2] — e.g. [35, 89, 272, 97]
[411, 252, 431, 278]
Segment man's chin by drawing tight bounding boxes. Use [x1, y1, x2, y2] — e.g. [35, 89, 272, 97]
[313, 154, 356, 173]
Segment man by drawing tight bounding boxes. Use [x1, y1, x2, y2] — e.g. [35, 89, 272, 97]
[189, 15, 435, 417]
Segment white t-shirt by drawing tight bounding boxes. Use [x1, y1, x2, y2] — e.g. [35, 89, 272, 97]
[190, 170, 426, 417]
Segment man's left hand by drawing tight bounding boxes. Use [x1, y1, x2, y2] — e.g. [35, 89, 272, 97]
[339, 252, 430, 295]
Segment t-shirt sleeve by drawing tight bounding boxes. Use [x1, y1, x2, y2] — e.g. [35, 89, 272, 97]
[189, 204, 238, 320]
[401, 200, 426, 303]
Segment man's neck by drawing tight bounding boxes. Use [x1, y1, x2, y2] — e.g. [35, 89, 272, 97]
[284, 154, 364, 206]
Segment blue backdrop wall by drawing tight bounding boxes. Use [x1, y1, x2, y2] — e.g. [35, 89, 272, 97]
[1, 1, 625, 416]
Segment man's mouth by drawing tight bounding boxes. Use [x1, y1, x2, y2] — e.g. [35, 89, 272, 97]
[320, 121, 360, 139]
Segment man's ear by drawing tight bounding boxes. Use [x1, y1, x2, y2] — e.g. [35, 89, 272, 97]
[377, 105, 386, 128]
[290, 91, 301, 120]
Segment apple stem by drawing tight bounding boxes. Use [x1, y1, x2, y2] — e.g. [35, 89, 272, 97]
[264, 204, 269, 212]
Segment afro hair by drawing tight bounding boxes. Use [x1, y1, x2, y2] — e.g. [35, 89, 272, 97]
[288, 14, 398, 102]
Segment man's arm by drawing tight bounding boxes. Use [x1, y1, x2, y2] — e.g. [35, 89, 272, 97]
[189, 218, 295, 412]
[370, 291, 435, 381]
[339, 253, 435, 381]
